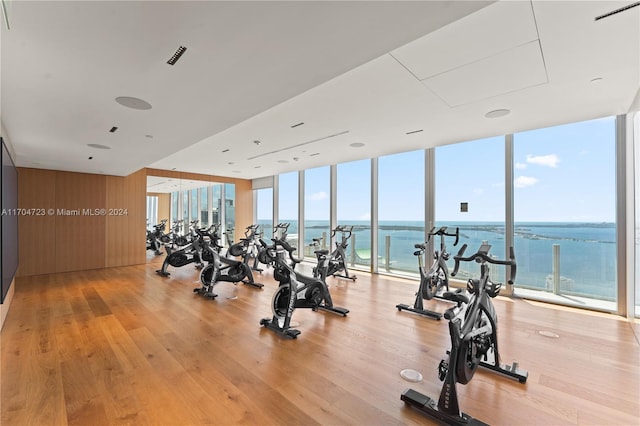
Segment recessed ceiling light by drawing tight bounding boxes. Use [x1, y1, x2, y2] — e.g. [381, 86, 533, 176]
[145, 134, 153, 139]
[254, 166, 261, 168]
[485, 109, 511, 119]
[115, 96, 152, 110]
[405, 130, 423, 135]
[253, 140, 261, 146]
[310, 153, 320, 157]
[277, 160, 289, 164]
[590, 77, 603, 83]
[350, 142, 365, 148]
[293, 157, 300, 161]
[87, 143, 111, 149]
[228, 162, 234, 165]
[88, 157, 93, 160]
[109, 126, 118, 133]
[232, 170, 241, 173]
[291, 122, 304, 128]
[222, 149, 230, 153]
[171, 168, 177, 170]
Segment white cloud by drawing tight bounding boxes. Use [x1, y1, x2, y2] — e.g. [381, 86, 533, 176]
[308, 191, 328, 201]
[515, 176, 539, 188]
[358, 212, 371, 221]
[515, 162, 527, 169]
[526, 154, 560, 168]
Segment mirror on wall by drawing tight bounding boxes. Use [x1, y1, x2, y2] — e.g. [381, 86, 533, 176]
[145, 175, 235, 243]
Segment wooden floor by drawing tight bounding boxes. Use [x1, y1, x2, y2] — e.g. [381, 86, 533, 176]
[2, 257, 639, 426]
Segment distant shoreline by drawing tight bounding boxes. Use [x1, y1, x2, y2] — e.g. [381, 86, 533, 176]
[286, 221, 616, 244]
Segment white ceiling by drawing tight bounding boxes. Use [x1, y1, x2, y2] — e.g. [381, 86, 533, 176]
[1, 1, 639, 181]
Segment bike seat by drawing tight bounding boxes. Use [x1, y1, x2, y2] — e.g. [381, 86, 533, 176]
[442, 290, 469, 305]
[314, 249, 329, 256]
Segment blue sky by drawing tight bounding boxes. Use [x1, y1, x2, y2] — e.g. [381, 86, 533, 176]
[259, 116, 617, 224]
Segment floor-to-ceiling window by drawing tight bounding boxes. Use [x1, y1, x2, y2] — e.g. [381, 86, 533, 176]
[436, 136, 505, 281]
[182, 191, 189, 234]
[166, 182, 230, 238]
[378, 150, 424, 274]
[256, 188, 273, 240]
[513, 117, 617, 309]
[211, 184, 222, 226]
[337, 159, 371, 270]
[146, 195, 158, 229]
[278, 172, 299, 248]
[200, 187, 208, 227]
[225, 183, 236, 240]
[190, 189, 198, 226]
[304, 166, 330, 258]
[171, 191, 178, 224]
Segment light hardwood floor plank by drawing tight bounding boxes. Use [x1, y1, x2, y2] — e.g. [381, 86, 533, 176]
[2, 262, 639, 425]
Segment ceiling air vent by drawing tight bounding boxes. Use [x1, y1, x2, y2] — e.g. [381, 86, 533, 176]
[595, 1, 640, 21]
[167, 46, 187, 65]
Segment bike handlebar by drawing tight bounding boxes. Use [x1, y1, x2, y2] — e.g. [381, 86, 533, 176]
[244, 224, 261, 238]
[259, 238, 301, 265]
[427, 226, 459, 247]
[451, 244, 517, 284]
[329, 225, 353, 241]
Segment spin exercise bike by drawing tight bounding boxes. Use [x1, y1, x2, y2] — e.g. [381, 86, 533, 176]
[396, 226, 459, 320]
[258, 223, 291, 262]
[226, 224, 263, 273]
[194, 225, 263, 299]
[259, 238, 348, 339]
[168, 219, 191, 249]
[311, 225, 357, 282]
[401, 243, 528, 426]
[156, 221, 211, 277]
[146, 219, 168, 255]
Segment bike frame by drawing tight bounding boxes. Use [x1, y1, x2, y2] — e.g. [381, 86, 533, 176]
[401, 243, 526, 426]
[396, 227, 458, 319]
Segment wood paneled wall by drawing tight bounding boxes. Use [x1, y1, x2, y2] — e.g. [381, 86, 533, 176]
[106, 170, 146, 268]
[17, 168, 146, 276]
[17, 168, 57, 275]
[17, 167, 252, 276]
[233, 178, 253, 235]
[55, 171, 106, 272]
[145, 168, 254, 234]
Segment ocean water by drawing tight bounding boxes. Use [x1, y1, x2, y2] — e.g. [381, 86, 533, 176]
[257, 220, 617, 301]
